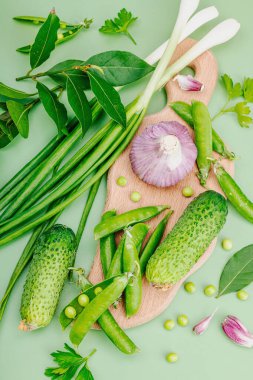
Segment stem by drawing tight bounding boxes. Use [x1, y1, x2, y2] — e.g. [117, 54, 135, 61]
[211, 99, 230, 121]
[125, 31, 137, 45]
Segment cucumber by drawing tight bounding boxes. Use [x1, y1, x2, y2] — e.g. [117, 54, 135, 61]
[146, 191, 227, 287]
[19, 224, 76, 331]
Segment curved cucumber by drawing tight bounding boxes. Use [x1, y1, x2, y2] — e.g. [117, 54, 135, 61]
[146, 191, 227, 287]
[19, 224, 76, 330]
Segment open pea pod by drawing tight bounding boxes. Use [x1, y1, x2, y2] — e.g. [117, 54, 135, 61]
[59, 276, 117, 329]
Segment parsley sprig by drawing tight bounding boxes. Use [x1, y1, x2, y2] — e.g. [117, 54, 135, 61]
[45, 343, 96, 380]
[99, 8, 138, 45]
[212, 74, 253, 128]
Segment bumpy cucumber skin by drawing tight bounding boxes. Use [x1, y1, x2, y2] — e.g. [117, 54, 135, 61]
[20, 224, 76, 330]
[146, 191, 227, 287]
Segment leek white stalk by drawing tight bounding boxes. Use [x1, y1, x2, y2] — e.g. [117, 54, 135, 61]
[145, 6, 219, 65]
[137, 0, 200, 112]
[157, 19, 240, 90]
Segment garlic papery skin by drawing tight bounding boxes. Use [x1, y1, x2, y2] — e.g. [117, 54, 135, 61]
[130, 121, 197, 188]
[193, 308, 217, 335]
[222, 315, 253, 348]
[159, 135, 182, 170]
[174, 74, 204, 92]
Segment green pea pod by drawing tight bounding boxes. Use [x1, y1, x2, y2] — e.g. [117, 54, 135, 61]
[59, 276, 139, 355]
[106, 223, 149, 279]
[214, 163, 253, 223]
[100, 210, 117, 277]
[69, 273, 130, 346]
[123, 232, 142, 318]
[191, 101, 213, 186]
[140, 212, 172, 274]
[94, 205, 169, 240]
[106, 236, 125, 278]
[170, 101, 235, 160]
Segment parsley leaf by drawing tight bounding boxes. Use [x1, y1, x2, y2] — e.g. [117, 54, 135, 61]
[221, 74, 242, 100]
[45, 344, 96, 380]
[243, 78, 253, 103]
[227, 102, 253, 128]
[99, 8, 138, 45]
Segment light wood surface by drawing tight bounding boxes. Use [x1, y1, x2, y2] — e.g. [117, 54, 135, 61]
[89, 39, 234, 329]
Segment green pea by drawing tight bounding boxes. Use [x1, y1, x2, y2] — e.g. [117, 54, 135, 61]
[94, 286, 103, 295]
[130, 191, 141, 202]
[164, 319, 175, 330]
[204, 285, 217, 297]
[237, 290, 249, 301]
[78, 294, 90, 307]
[166, 352, 178, 363]
[64, 306, 77, 319]
[177, 314, 189, 327]
[222, 238, 233, 251]
[57, 33, 64, 40]
[182, 186, 194, 197]
[184, 281, 196, 294]
[116, 176, 127, 187]
[61, 23, 67, 29]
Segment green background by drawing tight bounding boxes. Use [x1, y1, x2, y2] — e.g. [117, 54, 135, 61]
[0, 0, 253, 379]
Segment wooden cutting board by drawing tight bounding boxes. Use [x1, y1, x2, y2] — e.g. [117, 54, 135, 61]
[89, 38, 234, 329]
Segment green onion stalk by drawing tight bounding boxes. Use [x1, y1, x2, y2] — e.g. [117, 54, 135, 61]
[0, 0, 240, 245]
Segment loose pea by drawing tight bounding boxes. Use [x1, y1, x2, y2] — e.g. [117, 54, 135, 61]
[166, 352, 178, 363]
[204, 285, 217, 297]
[130, 191, 141, 202]
[222, 238, 233, 251]
[78, 294, 90, 307]
[64, 306, 77, 319]
[237, 290, 249, 301]
[116, 176, 127, 187]
[164, 319, 175, 330]
[182, 186, 194, 198]
[177, 314, 189, 327]
[184, 281, 196, 294]
[94, 287, 103, 295]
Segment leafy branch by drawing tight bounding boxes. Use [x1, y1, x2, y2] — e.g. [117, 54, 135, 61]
[212, 74, 253, 128]
[45, 343, 96, 380]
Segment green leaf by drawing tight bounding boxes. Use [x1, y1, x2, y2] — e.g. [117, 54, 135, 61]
[99, 8, 138, 45]
[76, 365, 94, 380]
[36, 81, 68, 134]
[218, 245, 253, 297]
[6, 100, 29, 138]
[0, 82, 35, 99]
[30, 10, 60, 70]
[88, 70, 126, 127]
[66, 75, 92, 136]
[243, 78, 253, 103]
[86, 51, 154, 86]
[234, 102, 253, 128]
[221, 74, 242, 100]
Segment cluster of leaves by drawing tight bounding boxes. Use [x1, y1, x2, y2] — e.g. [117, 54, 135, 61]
[217, 74, 253, 128]
[0, 9, 153, 148]
[45, 343, 95, 380]
[99, 8, 138, 45]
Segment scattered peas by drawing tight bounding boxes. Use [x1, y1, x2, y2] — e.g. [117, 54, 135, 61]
[130, 191, 141, 202]
[222, 238, 233, 251]
[237, 290, 249, 301]
[94, 286, 103, 295]
[166, 352, 178, 363]
[184, 281, 196, 294]
[204, 285, 217, 297]
[182, 186, 194, 197]
[116, 176, 127, 187]
[177, 314, 189, 327]
[64, 306, 77, 319]
[164, 319, 175, 331]
[78, 294, 90, 307]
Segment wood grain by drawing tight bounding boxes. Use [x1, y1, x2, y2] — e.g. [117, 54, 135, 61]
[89, 39, 234, 329]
